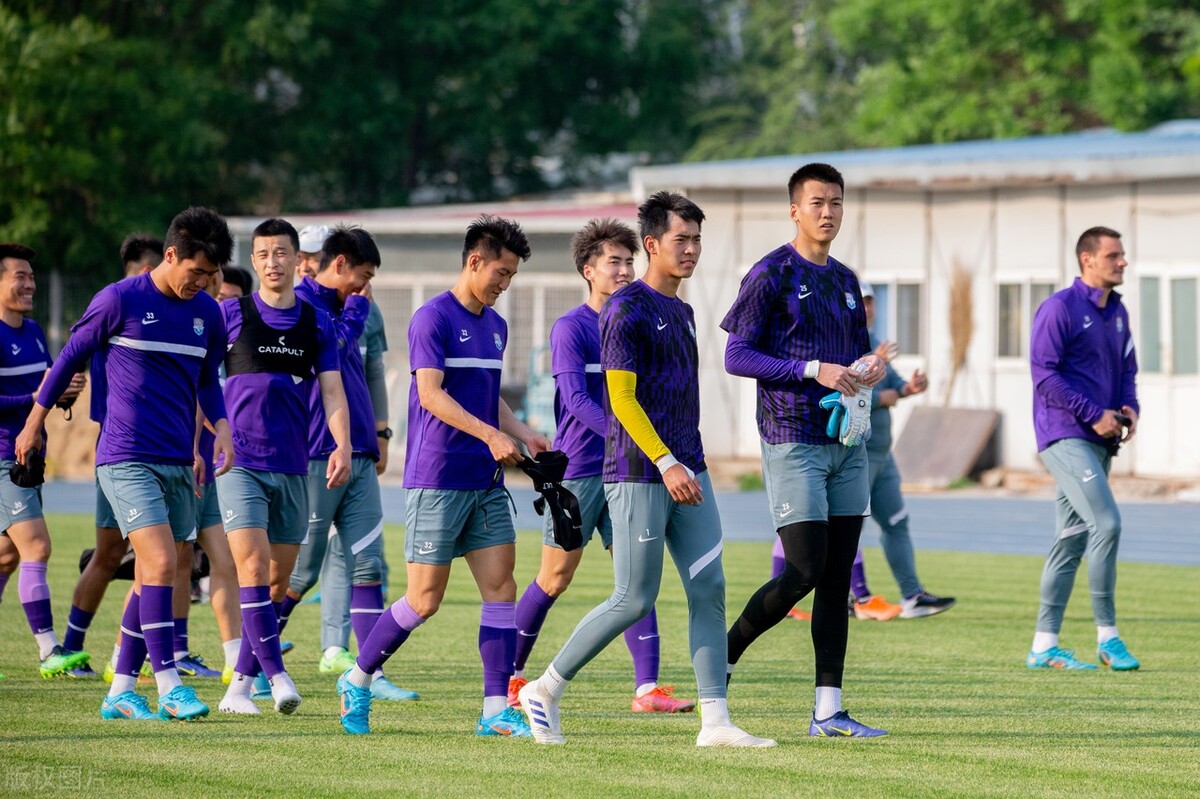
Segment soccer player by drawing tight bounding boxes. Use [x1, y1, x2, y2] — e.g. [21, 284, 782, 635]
[1026, 226, 1141, 671]
[0, 242, 90, 677]
[65, 234, 163, 677]
[336, 215, 549, 737]
[284, 225, 415, 702]
[720, 163, 888, 738]
[290, 224, 396, 679]
[17, 206, 234, 721]
[217, 265, 253, 302]
[216, 218, 351, 715]
[507, 219, 694, 714]
[517, 193, 775, 748]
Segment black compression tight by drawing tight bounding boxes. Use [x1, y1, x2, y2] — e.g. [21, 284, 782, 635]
[727, 516, 864, 686]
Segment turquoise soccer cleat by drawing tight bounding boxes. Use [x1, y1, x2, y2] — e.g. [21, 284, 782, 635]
[476, 706, 532, 738]
[371, 675, 420, 701]
[1098, 637, 1140, 671]
[338, 670, 372, 735]
[101, 691, 158, 720]
[1026, 646, 1098, 670]
[157, 684, 210, 721]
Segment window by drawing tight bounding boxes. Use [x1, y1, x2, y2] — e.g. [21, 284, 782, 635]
[1139, 277, 1161, 373]
[1171, 278, 1198, 375]
[997, 281, 1057, 358]
[896, 283, 922, 355]
[870, 283, 889, 342]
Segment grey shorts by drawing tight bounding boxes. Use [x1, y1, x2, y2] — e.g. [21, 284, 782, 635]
[197, 481, 222, 530]
[542, 475, 612, 550]
[405, 487, 515, 565]
[761, 440, 869, 528]
[97, 462, 196, 541]
[306, 457, 384, 555]
[0, 459, 43, 532]
[216, 467, 308, 544]
[95, 475, 119, 529]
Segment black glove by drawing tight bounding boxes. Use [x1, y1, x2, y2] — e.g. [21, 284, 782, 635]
[516, 451, 584, 552]
[9, 450, 45, 488]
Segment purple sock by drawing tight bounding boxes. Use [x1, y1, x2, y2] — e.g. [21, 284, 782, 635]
[771, 537, 786, 579]
[139, 584, 175, 673]
[18, 561, 53, 635]
[350, 584, 384, 650]
[173, 616, 189, 656]
[479, 601, 516, 699]
[63, 605, 94, 652]
[513, 582, 556, 672]
[624, 607, 661, 688]
[356, 596, 425, 675]
[850, 548, 870, 601]
[0, 571, 9, 603]
[278, 594, 301, 629]
[240, 586, 284, 678]
[115, 591, 147, 677]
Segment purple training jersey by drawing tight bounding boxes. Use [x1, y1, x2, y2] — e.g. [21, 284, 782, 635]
[403, 291, 507, 490]
[600, 280, 705, 484]
[550, 304, 606, 480]
[294, 276, 377, 460]
[38, 273, 227, 467]
[0, 318, 51, 459]
[720, 244, 870, 445]
[1031, 277, 1139, 452]
[221, 293, 340, 474]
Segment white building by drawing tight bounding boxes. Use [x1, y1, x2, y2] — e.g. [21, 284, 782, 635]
[632, 122, 1200, 477]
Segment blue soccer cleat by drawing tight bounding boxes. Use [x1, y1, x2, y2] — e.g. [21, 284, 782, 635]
[101, 691, 158, 720]
[338, 670, 372, 734]
[280, 641, 294, 656]
[157, 685, 210, 721]
[371, 675, 420, 701]
[1098, 637, 1140, 671]
[251, 672, 272, 699]
[809, 710, 888, 738]
[176, 653, 222, 678]
[476, 706, 532, 738]
[1026, 646, 1098, 670]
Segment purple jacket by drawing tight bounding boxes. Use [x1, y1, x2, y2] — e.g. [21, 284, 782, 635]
[1030, 278, 1138, 452]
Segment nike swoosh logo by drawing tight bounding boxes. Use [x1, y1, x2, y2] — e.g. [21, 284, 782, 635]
[128, 511, 142, 521]
[142, 318, 160, 325]
[636, 634, 658, 640]
[798, 291, 812, 299]
[160, 659, 171, 666]
[417, 547, 436, 555]
[260, 635, 277, 643]
[460, 333, 471, 342]
[518, 630, 537, 637]
[830, 726, 852, 735]
[779, 508, 794, 518]
[1083, 321, 1094, 328]
[637, 534, 658, 542]
[1082, 474, 1097, 483]
[656, 322, 667, 331]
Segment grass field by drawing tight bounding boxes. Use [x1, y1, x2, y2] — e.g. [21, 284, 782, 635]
[2, 514, 1199, 798]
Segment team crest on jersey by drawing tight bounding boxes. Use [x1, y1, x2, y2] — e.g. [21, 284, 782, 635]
[845, 292, 856, 310]
[1116, 317, 1124, 333]
[494, 333, 503, 351]
[193, 317, 205, 336]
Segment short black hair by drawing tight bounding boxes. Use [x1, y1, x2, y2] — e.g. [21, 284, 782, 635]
[788, 162, 844, 202]
[119, 234, 163, 273]
[319, 225, 381, 272]
[1076, 226, 1122, 268]
[252, 218, 300, 253]
[570, 218, 639, 277]
[0, 243, 35, 276]
[164, 207, 234, 268]
[221, 265, 254, 296]
[461, 214, 531, 266]
[638, 191, 704, 243]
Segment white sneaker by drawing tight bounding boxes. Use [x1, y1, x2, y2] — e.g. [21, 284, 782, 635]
[270, 673, 302, 715]
[218, 694, 261, 715]
[696, 723, 777, 748]
[518, 679, 565, 745]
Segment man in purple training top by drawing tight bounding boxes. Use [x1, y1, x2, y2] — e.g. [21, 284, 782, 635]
[0, 243, 89, 678]
[337, 215, 550, 736]
[215, 217, 352, 716]
[720, 163, 888, 738]
[507, 218, 695, 714]
[17, 206, 234, 721]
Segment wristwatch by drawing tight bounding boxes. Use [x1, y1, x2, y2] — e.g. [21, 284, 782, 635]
[376, 427, 393, 440]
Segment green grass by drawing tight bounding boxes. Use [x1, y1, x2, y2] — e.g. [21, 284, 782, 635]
[2, 514, 1199, 798]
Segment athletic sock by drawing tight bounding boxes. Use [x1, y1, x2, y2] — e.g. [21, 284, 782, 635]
[0, 571, 8, 603]
[540, 664, 568, 700]
[356, 596, 425, 676]
[479, 601, 516, 715]
[278, 593, 301, 630]
[109, 643, 121, 670]
[698, 698, 731, 728]
[63, 605, 94, 653]
[18, 562, 56, 657]
[513, 582, 556, 672]
[108, 591, 145, 699]
[623, 607, 661, 689]
[1097, 625, 1119, 644]
[225, 670, 254, 698]
[349, 584, 384, 648]
[173, 616, 189, 660]
[814, 686, 842, 720]
[850, 549, 870, 602]
[1031, 631, 1058, 653]
[223, 638, 241, 670]
[635, 682, 658, 698]
[239, 586, 284, 678]
[140, 584, 181, 694]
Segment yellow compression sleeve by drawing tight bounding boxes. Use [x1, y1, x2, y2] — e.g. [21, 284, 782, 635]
[605, 369, 670, 464]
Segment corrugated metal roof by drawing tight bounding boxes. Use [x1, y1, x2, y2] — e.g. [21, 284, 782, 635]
[632, 121, 1200, 195]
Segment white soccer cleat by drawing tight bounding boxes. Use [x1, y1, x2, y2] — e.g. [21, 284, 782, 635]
[696, 723, 778, 748]
[270, 673, 302, 715]
[518, 679, 565, 745]
[218, 694, 261, 715]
